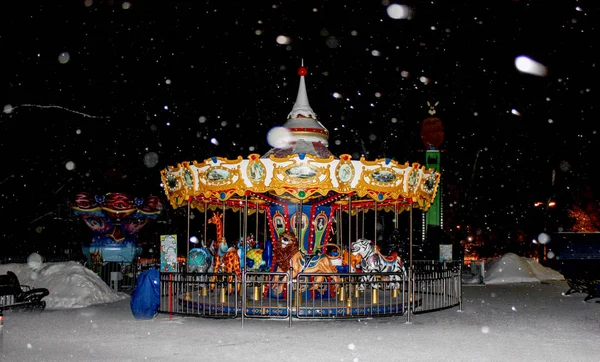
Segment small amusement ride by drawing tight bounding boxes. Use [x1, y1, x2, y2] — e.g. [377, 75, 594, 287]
[158, 64, 452, 320]
[71, 192, 163, 265]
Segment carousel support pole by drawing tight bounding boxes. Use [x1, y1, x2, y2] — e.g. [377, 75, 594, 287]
[241, 270, 246, 328]
[263, 207, 267, 244]
[255, 203, 259, 244]
[406, 201, 413, 324]
[347, 196, 352, 269]
[393, 201, 400, 299]
[243, 195, 248, 261]
[336, 208, 341, 244]
[347, 195, 353, 304]
[242, 195, 249, 328]
[374, 201, 378, 249]
[298, 199, 303, 248]
[187, 201, 191, 272]
[295, 202, 299, 235]
[203, 201, 208, 247]
[222, 201, 226, 238]
[355, 209, 359, 241]
[221, 200, 227, 297]
[361, 208, 365, 239]
[394, 202, 398, 230]
[288, 267, 293, 327]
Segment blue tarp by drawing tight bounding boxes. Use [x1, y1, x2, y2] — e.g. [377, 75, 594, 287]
[130, 268, 160, 320]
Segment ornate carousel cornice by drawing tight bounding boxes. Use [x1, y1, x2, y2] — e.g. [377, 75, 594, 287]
[160, 152, 440, 212]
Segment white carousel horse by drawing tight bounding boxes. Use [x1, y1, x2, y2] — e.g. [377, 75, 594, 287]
[351, 238, 407, 290]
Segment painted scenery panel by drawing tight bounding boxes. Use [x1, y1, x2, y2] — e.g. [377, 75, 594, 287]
[372, 170, 396, 183]
[206, 169, 231, 181]
[286, 165, 318, 179]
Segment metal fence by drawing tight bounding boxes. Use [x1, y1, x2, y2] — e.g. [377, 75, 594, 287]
[82, 261, 139, 292]
[413, 260, 463, 313]
[158, 260, 462, 325]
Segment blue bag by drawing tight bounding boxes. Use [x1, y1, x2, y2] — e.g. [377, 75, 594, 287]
[130, 268, 160, 320]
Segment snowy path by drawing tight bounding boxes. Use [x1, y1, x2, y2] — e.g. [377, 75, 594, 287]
[2, 281, 599, 362]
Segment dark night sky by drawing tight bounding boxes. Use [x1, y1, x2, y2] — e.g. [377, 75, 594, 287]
[1, 0, 599, 255]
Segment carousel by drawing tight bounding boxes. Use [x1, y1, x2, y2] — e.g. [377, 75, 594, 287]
[158, 65, 451, 321]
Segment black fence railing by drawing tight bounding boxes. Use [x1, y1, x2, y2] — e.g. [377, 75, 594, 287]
[158, 260, 462, 325]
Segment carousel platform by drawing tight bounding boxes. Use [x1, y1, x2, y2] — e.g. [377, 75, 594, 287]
[175, 287, 421, 318]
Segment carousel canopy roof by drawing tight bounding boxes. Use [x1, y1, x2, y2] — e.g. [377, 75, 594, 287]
[160, 64, 441, 212]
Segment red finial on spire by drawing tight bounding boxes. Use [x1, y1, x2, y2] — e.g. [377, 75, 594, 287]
[298, 66, 307, 76]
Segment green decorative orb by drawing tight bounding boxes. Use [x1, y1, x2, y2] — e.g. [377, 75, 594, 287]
[298, 190, 306, 198]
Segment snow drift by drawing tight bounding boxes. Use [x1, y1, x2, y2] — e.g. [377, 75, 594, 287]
[483, 253, 564, 284]
[0, 261, 128, 309]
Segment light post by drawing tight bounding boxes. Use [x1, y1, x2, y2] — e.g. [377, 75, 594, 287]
[533, 199, 556, 262]
[533, 199, 556, 231]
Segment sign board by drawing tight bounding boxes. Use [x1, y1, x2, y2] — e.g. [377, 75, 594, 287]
[439, 244, 453, 262]
[160, 235, 178, 272]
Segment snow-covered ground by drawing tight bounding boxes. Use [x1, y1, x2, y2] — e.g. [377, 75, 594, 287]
[1, 254, 599, 361]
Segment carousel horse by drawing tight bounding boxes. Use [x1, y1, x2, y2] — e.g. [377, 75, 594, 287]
[351, 238, 406, 290]
[273, 232, 340, 294]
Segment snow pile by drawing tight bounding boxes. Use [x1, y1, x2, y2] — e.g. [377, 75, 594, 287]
[484, 253, 564, 284]
[0, 261, 129, 309]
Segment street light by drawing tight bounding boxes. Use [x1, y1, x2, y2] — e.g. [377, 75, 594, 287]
[534, 200, 556, 208]
[533, 200, 556, 262]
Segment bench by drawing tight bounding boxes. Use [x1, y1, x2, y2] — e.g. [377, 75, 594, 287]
[550, 232, 600, 303]
[0, 271, 50, 311]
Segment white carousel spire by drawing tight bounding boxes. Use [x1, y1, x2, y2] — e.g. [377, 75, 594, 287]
[287, 61, 316, 120]
[280, 61, 329, 148]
